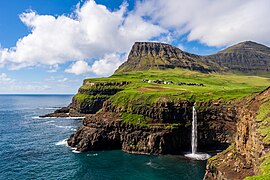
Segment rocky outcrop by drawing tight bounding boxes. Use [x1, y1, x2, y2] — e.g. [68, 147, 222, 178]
[115, 42, 223, 74]
[204, 87, 270, 179]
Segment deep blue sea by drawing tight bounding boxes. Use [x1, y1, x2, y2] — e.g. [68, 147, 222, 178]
[0, 95, 206, 180]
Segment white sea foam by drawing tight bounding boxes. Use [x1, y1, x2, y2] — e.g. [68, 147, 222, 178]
[53, 125, 74, 130]
[64, 117, 85, 119]
[38, 107, 60, 110]
[32, 116, 57, 119]
[184, 153, 211, 160]
[55, 139, 68, 146]
[44, 120, 55, 124]
[146, 161, 165, 169]
[72, 149, 81, 154]
[87, 153, 98, 157]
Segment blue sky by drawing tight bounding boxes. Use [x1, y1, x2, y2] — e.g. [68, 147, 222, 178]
[0, 0, 269, 94]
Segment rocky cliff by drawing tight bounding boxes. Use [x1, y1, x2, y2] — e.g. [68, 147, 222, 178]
[68, 99, 237, 155]
[204, 87, 270, 179]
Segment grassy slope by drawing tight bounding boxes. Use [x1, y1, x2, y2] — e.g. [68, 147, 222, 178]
[84, 68, 270, 103]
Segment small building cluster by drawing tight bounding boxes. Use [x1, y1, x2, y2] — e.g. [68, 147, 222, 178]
[142, 79, 204, 86]
[177, 82, 204, 87]
[142, 79, 174, 85]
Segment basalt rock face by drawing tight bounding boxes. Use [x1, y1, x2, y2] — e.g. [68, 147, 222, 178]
[205, 41, 270, 73]
[115, 42, 223, 74]
[68, 115, 190, 154]
[204, 87, 270, 179]
[104, 100, 237, 146]
[68, 100, 237, 155]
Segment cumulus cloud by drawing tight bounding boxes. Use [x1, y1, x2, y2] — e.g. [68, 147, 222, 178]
[91, 53, 126, 76]
[136, 0, 270, 47]
[65, 60, 91, 75]
[0, 0, 165, 72]
[1, 0, 269, 77]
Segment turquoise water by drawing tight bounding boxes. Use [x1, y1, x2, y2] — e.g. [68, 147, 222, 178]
[0, 95, 206, 180]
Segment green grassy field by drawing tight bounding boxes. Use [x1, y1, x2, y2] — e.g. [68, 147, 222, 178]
[84, 68, 270, 103]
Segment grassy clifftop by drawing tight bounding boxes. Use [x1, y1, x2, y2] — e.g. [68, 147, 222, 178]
[82, 68, 270, 103]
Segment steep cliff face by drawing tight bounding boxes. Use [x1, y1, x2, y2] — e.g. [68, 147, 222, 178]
[68, 113, 190, 154]
[68, 100, 237, 155]
[205, 41, 270, 73]
[115, 42, 222, 73]
[204, 87, 270, 179]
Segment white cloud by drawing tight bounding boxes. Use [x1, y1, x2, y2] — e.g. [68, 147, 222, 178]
[136, 0, 270, 47]
[9, 84, 50, 92]
[47, 64, 59, 73]
[65, 60, 91, 75]
[1, 0, 269, 78]
[0, 0, 165, 72]
[0, 73, 14, 84]
[91, 53, 126, 76]
[0, 73, 50, 93]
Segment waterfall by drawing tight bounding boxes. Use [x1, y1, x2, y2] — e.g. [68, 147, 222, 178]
[185, 103, 210, 160]
[191, 104, 197, 154]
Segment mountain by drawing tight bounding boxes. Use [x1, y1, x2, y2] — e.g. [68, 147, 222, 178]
[205, 41, 270, 73]
[115, 41, 270, 75]
[115, 42, 223, 74]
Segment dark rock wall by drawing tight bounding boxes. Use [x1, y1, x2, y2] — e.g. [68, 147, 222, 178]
[68, 120, 190, 154]
[204, 87, 270, 179]
[68, 100, 237, 155]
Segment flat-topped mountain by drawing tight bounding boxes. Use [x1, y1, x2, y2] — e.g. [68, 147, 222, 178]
[205, 41, 270, 73]
[115, 41, 270, 75]
[115, 42, 222, 73]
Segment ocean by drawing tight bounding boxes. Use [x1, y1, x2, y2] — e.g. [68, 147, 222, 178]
[0, 95, 206, 180]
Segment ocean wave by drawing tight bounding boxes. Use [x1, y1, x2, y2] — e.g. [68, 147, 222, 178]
[32, 116, 84, 120]
[55, 139, 68, 146]
[32, 116, 57, 119]
[146, 161, 165, 169]
[38, 107, 61, 110]
[53, 125, 74, 130]
[63, 117, 85, 119]
[72, 149, 81, 154]
[44, 120, 55, 124]
[87, 153, 98, 157]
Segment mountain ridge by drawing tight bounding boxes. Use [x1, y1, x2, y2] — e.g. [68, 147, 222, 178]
[115, 41, 270, 75]
[115, 42, 223, 74]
